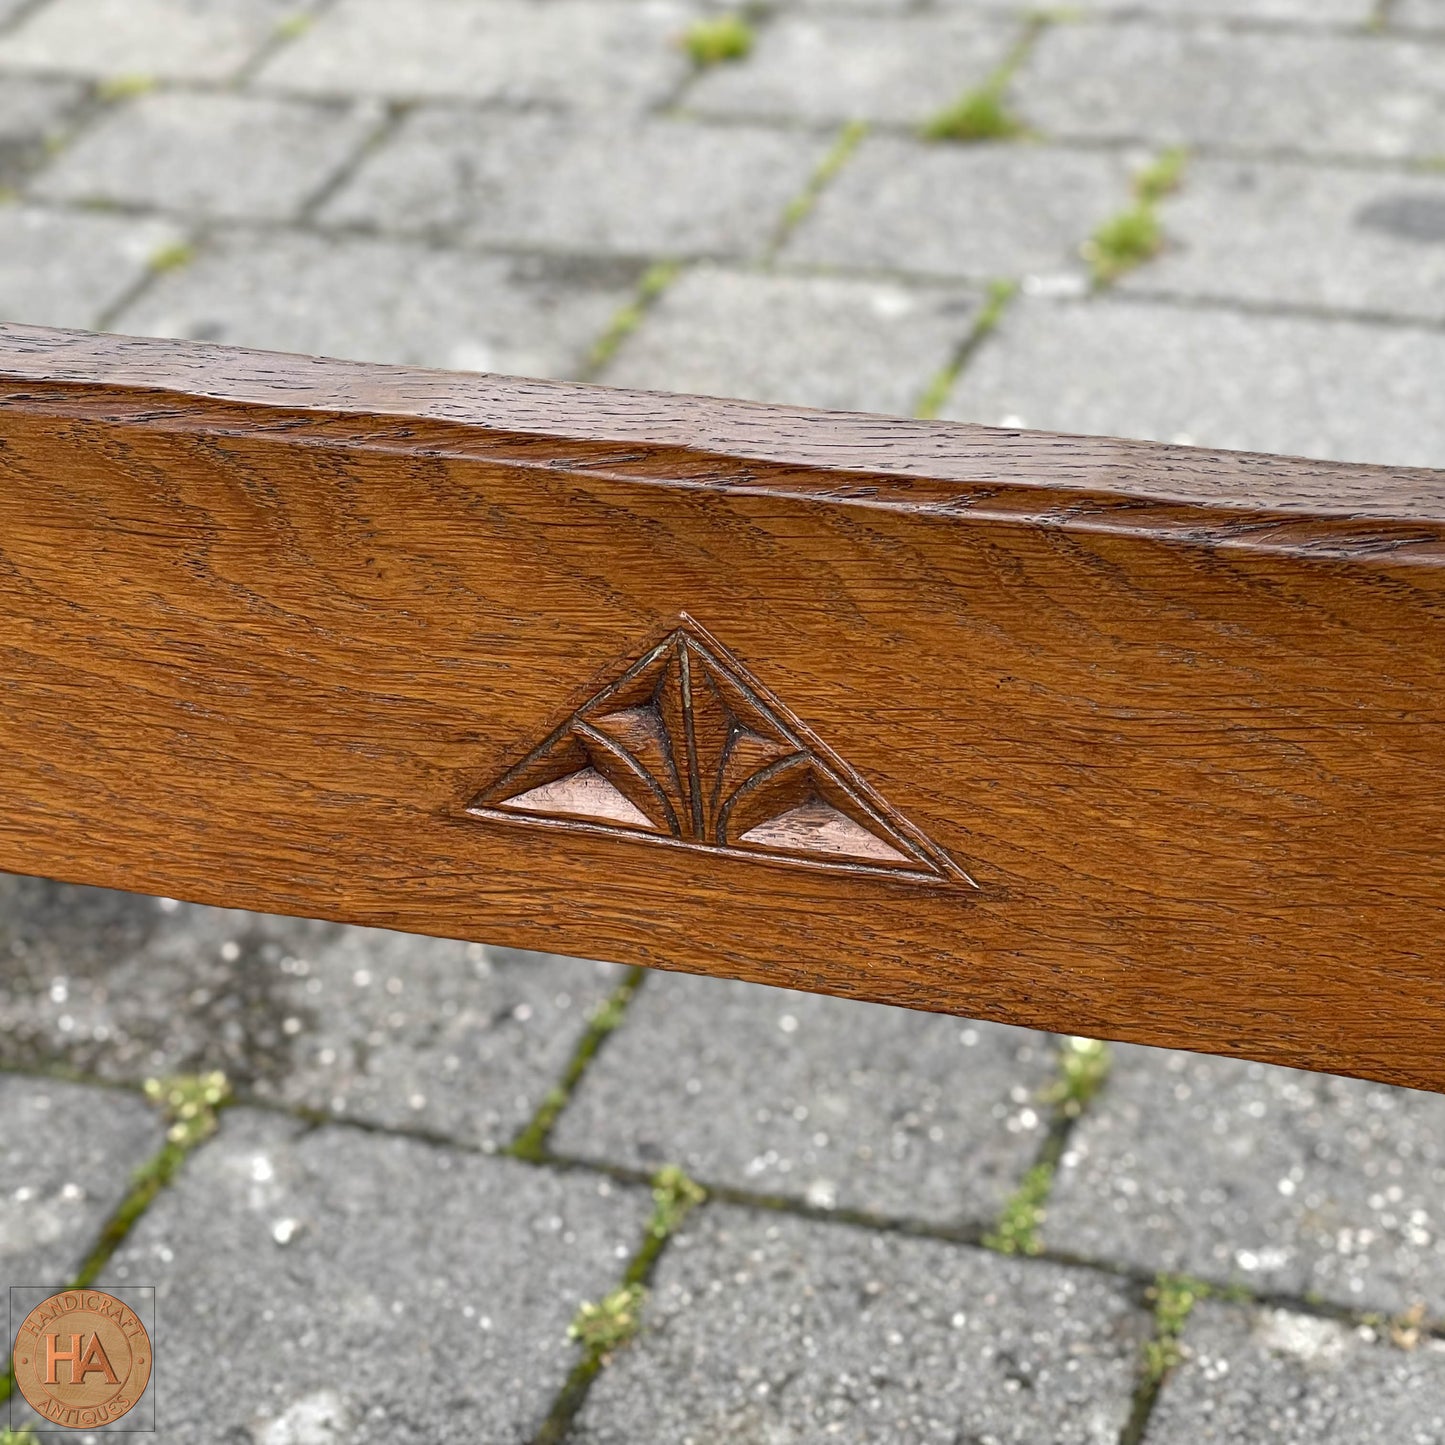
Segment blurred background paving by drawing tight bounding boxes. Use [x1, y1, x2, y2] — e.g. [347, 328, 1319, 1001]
[2, 0, 1445, 1439]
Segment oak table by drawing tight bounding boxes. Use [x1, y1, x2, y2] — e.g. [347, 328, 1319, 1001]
[1, 321, 1441, 1093]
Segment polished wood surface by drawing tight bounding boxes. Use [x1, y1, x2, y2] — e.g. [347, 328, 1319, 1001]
[1, 321, 1443, 1091]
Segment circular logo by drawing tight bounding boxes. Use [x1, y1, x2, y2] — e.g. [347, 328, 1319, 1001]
[12, 1290, 151, 1431]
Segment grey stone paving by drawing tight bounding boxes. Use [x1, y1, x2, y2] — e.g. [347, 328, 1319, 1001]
[1147, 1300, 1445, 1443]
[574, 1203, 1149, 1443]
[0, 876, 625, 1148]
[1061, 0, 1371, 18]
[942, 293, 1445, 466]
[0, 0, 312, 83]
[5, 0, 1445, 1438]
[33, 90, 381, 221]
[121, 228, 638, 373]
[258, 0, 697, 111]
[0, 1074, 164, 1289]
[1125, 156, 1445, 323]
[1014, 23, 1445, 160]
[0, 73, 84, 187]
[1045, 1045, 1445, 1314]
[91, 1109, 649, 1443]
[600, 265, 981, 413]
[0, 203, 185, 328]
[320, 109, 827, 261]
[685, 12, 1020, 126]
[554, 972, 1054, 1224]
[1398, 0, 1445, 30]
[784, 137, 1131, 283]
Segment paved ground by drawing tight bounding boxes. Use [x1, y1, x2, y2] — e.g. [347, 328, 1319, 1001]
[3, 0, 1445, 1439]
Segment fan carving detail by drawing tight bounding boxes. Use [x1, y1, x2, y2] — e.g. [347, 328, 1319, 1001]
[467, 621, 971, 884]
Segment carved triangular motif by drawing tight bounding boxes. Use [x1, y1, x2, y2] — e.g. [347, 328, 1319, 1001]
[468, 619, 973, 884]
[495, 767, 662, 834]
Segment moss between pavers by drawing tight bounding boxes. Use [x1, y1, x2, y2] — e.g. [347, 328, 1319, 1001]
[72, 1071, 231, 1287]
[536, 1164, 708, 1445]
[1358, 1298, 1441, 1351]
[583, 267, 680, 376]
[570, 1164, 708, 1351]
[569, 1283, 647, 1356]
[1083, 147, 1187, 285]
[983, 1160, 1053, 1256]
[681, 14, 754, 68]
[921, 14, 1051, 143]
[1143, 1273, 1211, 1381]
[772, 118, 867, 249]
[147, 239, 197, 274]
[1043, 1035, 1111, 1118]
[510, 968, 647, 1160]
[982, 1036, 1113, 1256]
[274, 12, 314, 42]
[94, 74, 155, 103]
[1116, 1272, 1212, 1444]
[922, 80, 1027, 144]
[914, 277, 1019, 419]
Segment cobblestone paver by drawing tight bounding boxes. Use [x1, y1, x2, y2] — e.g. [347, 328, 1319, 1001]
[685, 12, 1019, 125]
[574, 1204, 1149, 1443]
[257, 0, 698, 111]
[1121, 156, 1445, 322]
[1013, 23, 1445, 159]
[1398, 0, 1445, 30]
[599, 265, 982, 412]
[122, 229, 638, 371]
[0, 204, 184, 328]
[11, 1109, 650, 1441]
[1147, 1300, 1445, 1444]
[0, 0, 313, 83]
[0, 1076, 164, 1287]
[1045, 1046, 1445, 1314]
[943, 293, 1445, 465]
[553, 972, 1055, 1225]
[0, 875, 625, 1148]
[3, 0, 1445, 1438]
[783, 137, 1130, 283]
[0, 74, 83, 186]
[319, 110, 827, 259]
[33, 90, 382, 220]
[1064, 0, 1371, 18]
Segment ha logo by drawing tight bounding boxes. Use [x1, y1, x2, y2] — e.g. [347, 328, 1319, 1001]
[12, 1289, 151, 1430]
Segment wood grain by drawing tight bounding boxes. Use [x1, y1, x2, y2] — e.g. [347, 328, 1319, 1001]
[2, 321, 1444, 1092]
